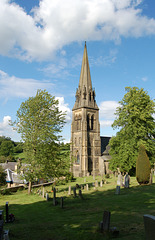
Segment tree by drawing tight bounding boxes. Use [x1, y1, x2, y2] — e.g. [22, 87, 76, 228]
[109, 87, 155, 173]
[0, 140, 14, 157]
[136, 145, 151, 184]
[13, 90, 67, 193]
[0, 166, 6, 186]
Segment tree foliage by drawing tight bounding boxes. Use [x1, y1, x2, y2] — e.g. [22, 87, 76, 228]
[109, 87, 155, 173]
[136, 145, 151, 184]
[0, 166, 6, 186]
[13, 90, 68, 193]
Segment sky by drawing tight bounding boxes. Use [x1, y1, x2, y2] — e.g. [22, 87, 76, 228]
[0, 0, 155, 143]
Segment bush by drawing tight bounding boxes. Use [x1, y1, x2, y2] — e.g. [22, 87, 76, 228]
[136, 145, 151, 184]
[0, 188, 11, 195]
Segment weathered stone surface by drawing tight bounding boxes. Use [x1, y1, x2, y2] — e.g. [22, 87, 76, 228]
[143, 214, 155, 240]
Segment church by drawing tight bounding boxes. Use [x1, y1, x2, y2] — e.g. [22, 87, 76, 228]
[70, 42, 111, 177]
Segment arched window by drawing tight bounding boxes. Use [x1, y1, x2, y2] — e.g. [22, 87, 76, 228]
[76, 151, 80, 164]
[91, 115, 94, 130]
[87, 114, 90, 130]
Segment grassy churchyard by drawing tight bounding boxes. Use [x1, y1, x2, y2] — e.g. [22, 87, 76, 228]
[0, 175, 155, 240]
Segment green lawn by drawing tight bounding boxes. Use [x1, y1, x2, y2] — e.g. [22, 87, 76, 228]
[0, 176, 155, 240]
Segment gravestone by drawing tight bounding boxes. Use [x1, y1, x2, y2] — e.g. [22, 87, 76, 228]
[68, 186, 71, 195]
[100, 181, 103, 187]
[60, 197, 64, 209]
[73, 187, 77, 197]
[45, 193, 49, 201]
[100, 211, 111, 232]
[115, 186, 120, 195]
[5, 202, 9, 223]
[79, 190, 83, 200]
[117, 173, 123, 187]
[124, 173, 130, 188]
[84, 178, 86, 183]
[95, 180, 98, 188]
[143, 214, 155, 240]
[42, 187, 45, 198]
[53, 188, 57, 206]
[0, 211, 3, 221]
[86, 184, 89, 191]
[0, 220, 3, 240]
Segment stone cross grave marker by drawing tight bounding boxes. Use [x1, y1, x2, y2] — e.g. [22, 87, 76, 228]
[143, 214, 155, 240]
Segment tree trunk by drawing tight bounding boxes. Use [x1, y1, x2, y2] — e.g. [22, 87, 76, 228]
[28, 181, 32, 194]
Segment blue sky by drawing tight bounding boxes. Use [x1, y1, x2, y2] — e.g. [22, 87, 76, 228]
[0, 0, 155, 142]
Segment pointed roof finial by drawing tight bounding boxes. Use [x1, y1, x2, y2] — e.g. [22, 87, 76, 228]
[85, 41, 86, 47]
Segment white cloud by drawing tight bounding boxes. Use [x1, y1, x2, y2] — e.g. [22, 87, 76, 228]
[99, 100, 120, 119]
[56, 97, 72, 123]
[0, 115, 16, 138]
[1, 0, 155, 60]
[100, 120, 114, 127]
[0, 70, 54, 100]
[99, 100, 119, 128]
[142, 76, 148, 82]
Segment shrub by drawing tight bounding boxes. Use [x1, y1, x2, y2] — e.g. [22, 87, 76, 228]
[136, 145, 151, 185]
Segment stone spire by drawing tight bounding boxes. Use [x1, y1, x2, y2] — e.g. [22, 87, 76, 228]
[73, 42, 98, 110]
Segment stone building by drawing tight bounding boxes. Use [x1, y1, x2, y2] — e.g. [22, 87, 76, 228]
[70, 42, 101, 177]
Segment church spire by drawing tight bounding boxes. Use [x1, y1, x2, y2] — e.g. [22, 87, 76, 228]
[79, 41, 92, 91]
[73, 42, 98, 110]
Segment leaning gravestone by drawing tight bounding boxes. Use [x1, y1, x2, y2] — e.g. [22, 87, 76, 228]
[143, 214, 155, 240]
[115, 186, 120, 195]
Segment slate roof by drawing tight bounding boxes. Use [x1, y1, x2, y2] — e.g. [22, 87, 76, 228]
[0, 162, 17, 171]
[100, 136, 111, 155]
[5, 169, 27, 184]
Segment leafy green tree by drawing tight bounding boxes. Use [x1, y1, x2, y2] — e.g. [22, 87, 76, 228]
[0, 140, 14, 157]
[13, 90, 67, 193]
[109, 87, 155, 173]
[0, 166, 6, 186]
[136, 145, 151, 184]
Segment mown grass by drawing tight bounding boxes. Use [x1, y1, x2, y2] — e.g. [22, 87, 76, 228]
[0, 176, 155, 240]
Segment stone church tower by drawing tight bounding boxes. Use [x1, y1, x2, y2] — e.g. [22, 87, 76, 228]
[70, 42, 101, 177]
